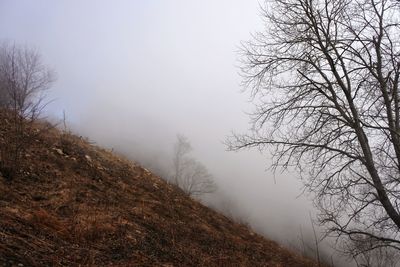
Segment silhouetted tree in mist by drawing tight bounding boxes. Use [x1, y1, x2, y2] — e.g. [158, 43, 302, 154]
[172, 135, 216, 197]
[228, 0, 400, 261]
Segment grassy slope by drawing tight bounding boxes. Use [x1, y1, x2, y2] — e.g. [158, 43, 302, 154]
[0, 116, 318, 266]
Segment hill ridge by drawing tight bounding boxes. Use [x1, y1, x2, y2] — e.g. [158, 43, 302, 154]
[0, 114, 318, 266]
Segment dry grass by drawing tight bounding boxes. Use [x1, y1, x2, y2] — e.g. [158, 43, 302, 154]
[0, 111, 320, 266]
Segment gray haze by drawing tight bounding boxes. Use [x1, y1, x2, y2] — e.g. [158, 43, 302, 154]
[0, 1, 347, 264]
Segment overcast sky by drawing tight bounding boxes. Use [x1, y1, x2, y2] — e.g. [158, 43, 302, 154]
[0, 0, 338, 258]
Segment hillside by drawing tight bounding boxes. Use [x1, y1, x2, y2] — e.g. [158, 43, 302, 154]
[0, 114, 318, 266]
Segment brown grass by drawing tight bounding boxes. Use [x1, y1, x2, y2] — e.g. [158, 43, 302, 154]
[0, 111, 320, 266]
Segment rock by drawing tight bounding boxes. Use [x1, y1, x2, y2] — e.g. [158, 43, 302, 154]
[85, 155, 92, 162]
[54, 148, 64, 155]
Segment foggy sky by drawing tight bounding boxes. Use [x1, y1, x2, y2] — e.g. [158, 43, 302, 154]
[0, 0, 341, 262]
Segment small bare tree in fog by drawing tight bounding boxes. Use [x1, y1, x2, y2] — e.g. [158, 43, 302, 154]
[0, 42, 53, 114]
[172, 135, 216, 197]
[229, 0, 400, 258]
[0, 42, 55, 179]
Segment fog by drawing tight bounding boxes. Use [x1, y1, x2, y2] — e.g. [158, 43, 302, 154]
[0, 1, 347, 265]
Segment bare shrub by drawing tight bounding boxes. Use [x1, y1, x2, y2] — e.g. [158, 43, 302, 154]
[342, 233, 400, 267]
[0, 42, 55, 180]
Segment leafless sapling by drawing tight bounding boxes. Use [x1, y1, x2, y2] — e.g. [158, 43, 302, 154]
[172, 135, 217, 197]
[0, 42, 55, 180]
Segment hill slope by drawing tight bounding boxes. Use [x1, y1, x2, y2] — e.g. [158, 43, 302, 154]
[0, 115, 318, 266]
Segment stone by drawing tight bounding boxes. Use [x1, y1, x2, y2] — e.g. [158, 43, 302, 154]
[54, 148, 64, 155]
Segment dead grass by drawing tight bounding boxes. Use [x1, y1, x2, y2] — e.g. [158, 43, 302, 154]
[0, 111, 320, 266]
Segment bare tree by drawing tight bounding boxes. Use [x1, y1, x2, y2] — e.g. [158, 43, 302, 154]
[172, 135, 216, 197]
[172, 135, 192, 186]
[228, 0, 400, 258]
[0, 42, 55, 180]
[0, 42, 54, 114]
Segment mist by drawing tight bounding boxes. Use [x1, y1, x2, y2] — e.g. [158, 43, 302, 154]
[0, 1, 347, 265]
